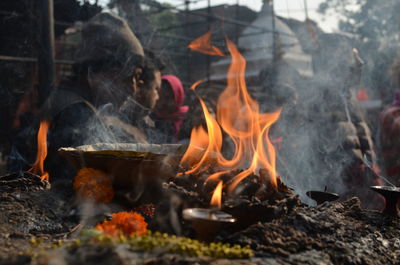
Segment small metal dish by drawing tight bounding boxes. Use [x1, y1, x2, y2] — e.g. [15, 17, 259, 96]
[370, 186, 400, 217]
[183, 208, 236, 242]
[306, 190, 339, 205]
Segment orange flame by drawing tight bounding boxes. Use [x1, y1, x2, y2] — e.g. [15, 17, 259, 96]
[180, 38, 281, 193]
[29, 120, 50, 181]
[188, 30, 225, 56]
[210, 181, 223, 209]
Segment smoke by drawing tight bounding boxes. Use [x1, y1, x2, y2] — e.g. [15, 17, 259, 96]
[82, 103, 120, 145]
[261, 34, 374, 205]
[274, 84, 353, 204]
[40, 58, 172, 223]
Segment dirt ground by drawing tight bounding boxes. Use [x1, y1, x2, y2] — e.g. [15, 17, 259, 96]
[0, 173, 399, 265]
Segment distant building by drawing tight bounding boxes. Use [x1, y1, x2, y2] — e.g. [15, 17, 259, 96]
[172, 4, 258, 83]
[209, 2, 313, 86]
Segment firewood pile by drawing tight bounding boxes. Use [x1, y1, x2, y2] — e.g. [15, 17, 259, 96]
[0, 172, 50, 193]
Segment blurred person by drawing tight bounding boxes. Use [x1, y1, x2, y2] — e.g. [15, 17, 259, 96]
[259, 49, 379, 208]
[379, 91, 400, 185]
[317, 50, 379, 207]
[105, 50, 164, 144]
[315, 50, 378, 207]
[379, 59, 400, 185]
[151, 75, 189, 143]
[8, 12, 161, 182]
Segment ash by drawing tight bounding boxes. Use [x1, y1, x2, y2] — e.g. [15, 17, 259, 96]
[0, 175, 399, 265]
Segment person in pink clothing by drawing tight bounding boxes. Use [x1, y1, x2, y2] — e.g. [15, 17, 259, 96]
[152, 75, 189, 142]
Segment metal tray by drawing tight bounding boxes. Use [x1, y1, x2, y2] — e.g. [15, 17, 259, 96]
[59, 143, 184, 190]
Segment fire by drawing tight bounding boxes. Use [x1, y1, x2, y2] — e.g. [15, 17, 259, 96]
[180, 37, 281, 193]
[29, 120, 50, 181]
[210, 181, 223, 209]
[188, 30, 225, 57]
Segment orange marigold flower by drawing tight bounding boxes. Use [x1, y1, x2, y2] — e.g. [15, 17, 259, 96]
[73, 168, 114, 203]
[96, 211, 147, 237]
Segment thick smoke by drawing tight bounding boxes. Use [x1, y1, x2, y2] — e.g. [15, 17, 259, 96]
[261, 34, 376, 205]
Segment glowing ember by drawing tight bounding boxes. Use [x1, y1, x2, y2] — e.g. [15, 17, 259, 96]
[188, 30, 225, 57]
[96, 211, 147, 237]
[73, 168, 114, 203]
[180, 38, 281, 193]
[210, 181, 223, 209]
[28, 120, 50, 181]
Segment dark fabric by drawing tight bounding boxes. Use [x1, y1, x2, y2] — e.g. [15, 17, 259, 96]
[117, 96, 167, 143]
[40, 88, 94, 121]
[8, 86, 134, 182]
[11, 85, 102, 178]
[118, 96, 150, 126]
[150, 113, 176, 144]
[46, 101, 102, 181]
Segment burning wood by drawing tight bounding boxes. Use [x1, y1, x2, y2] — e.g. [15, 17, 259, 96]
[157, 34, 302, 239]
[0, 171, 50, 192]
[178, 35, 283, 212]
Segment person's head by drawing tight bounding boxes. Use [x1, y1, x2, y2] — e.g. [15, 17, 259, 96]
[74, 12, 160, 109]
[154, 75, 189, 136]
[134, 50, 165, 110]
[154, 75, 186, 115]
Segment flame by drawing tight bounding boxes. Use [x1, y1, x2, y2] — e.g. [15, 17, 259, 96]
[29, 120, 50, 181]
[210, 181, 223, 209]
[180, 38, 281, 193]
[188, 30, 225, 57]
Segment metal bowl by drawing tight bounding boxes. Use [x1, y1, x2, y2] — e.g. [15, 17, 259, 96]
[182, 208, 236, 241]
[59, 143, 184, 201]
[182, 208, 236, 223]
[370, 186, 400, 216]
[370, 185, 400, 196]
[306, 190, 339, 205]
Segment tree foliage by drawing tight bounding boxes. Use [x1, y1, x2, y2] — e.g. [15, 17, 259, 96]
[318, 0, 400, 43]
[318, 0, 400, 104]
